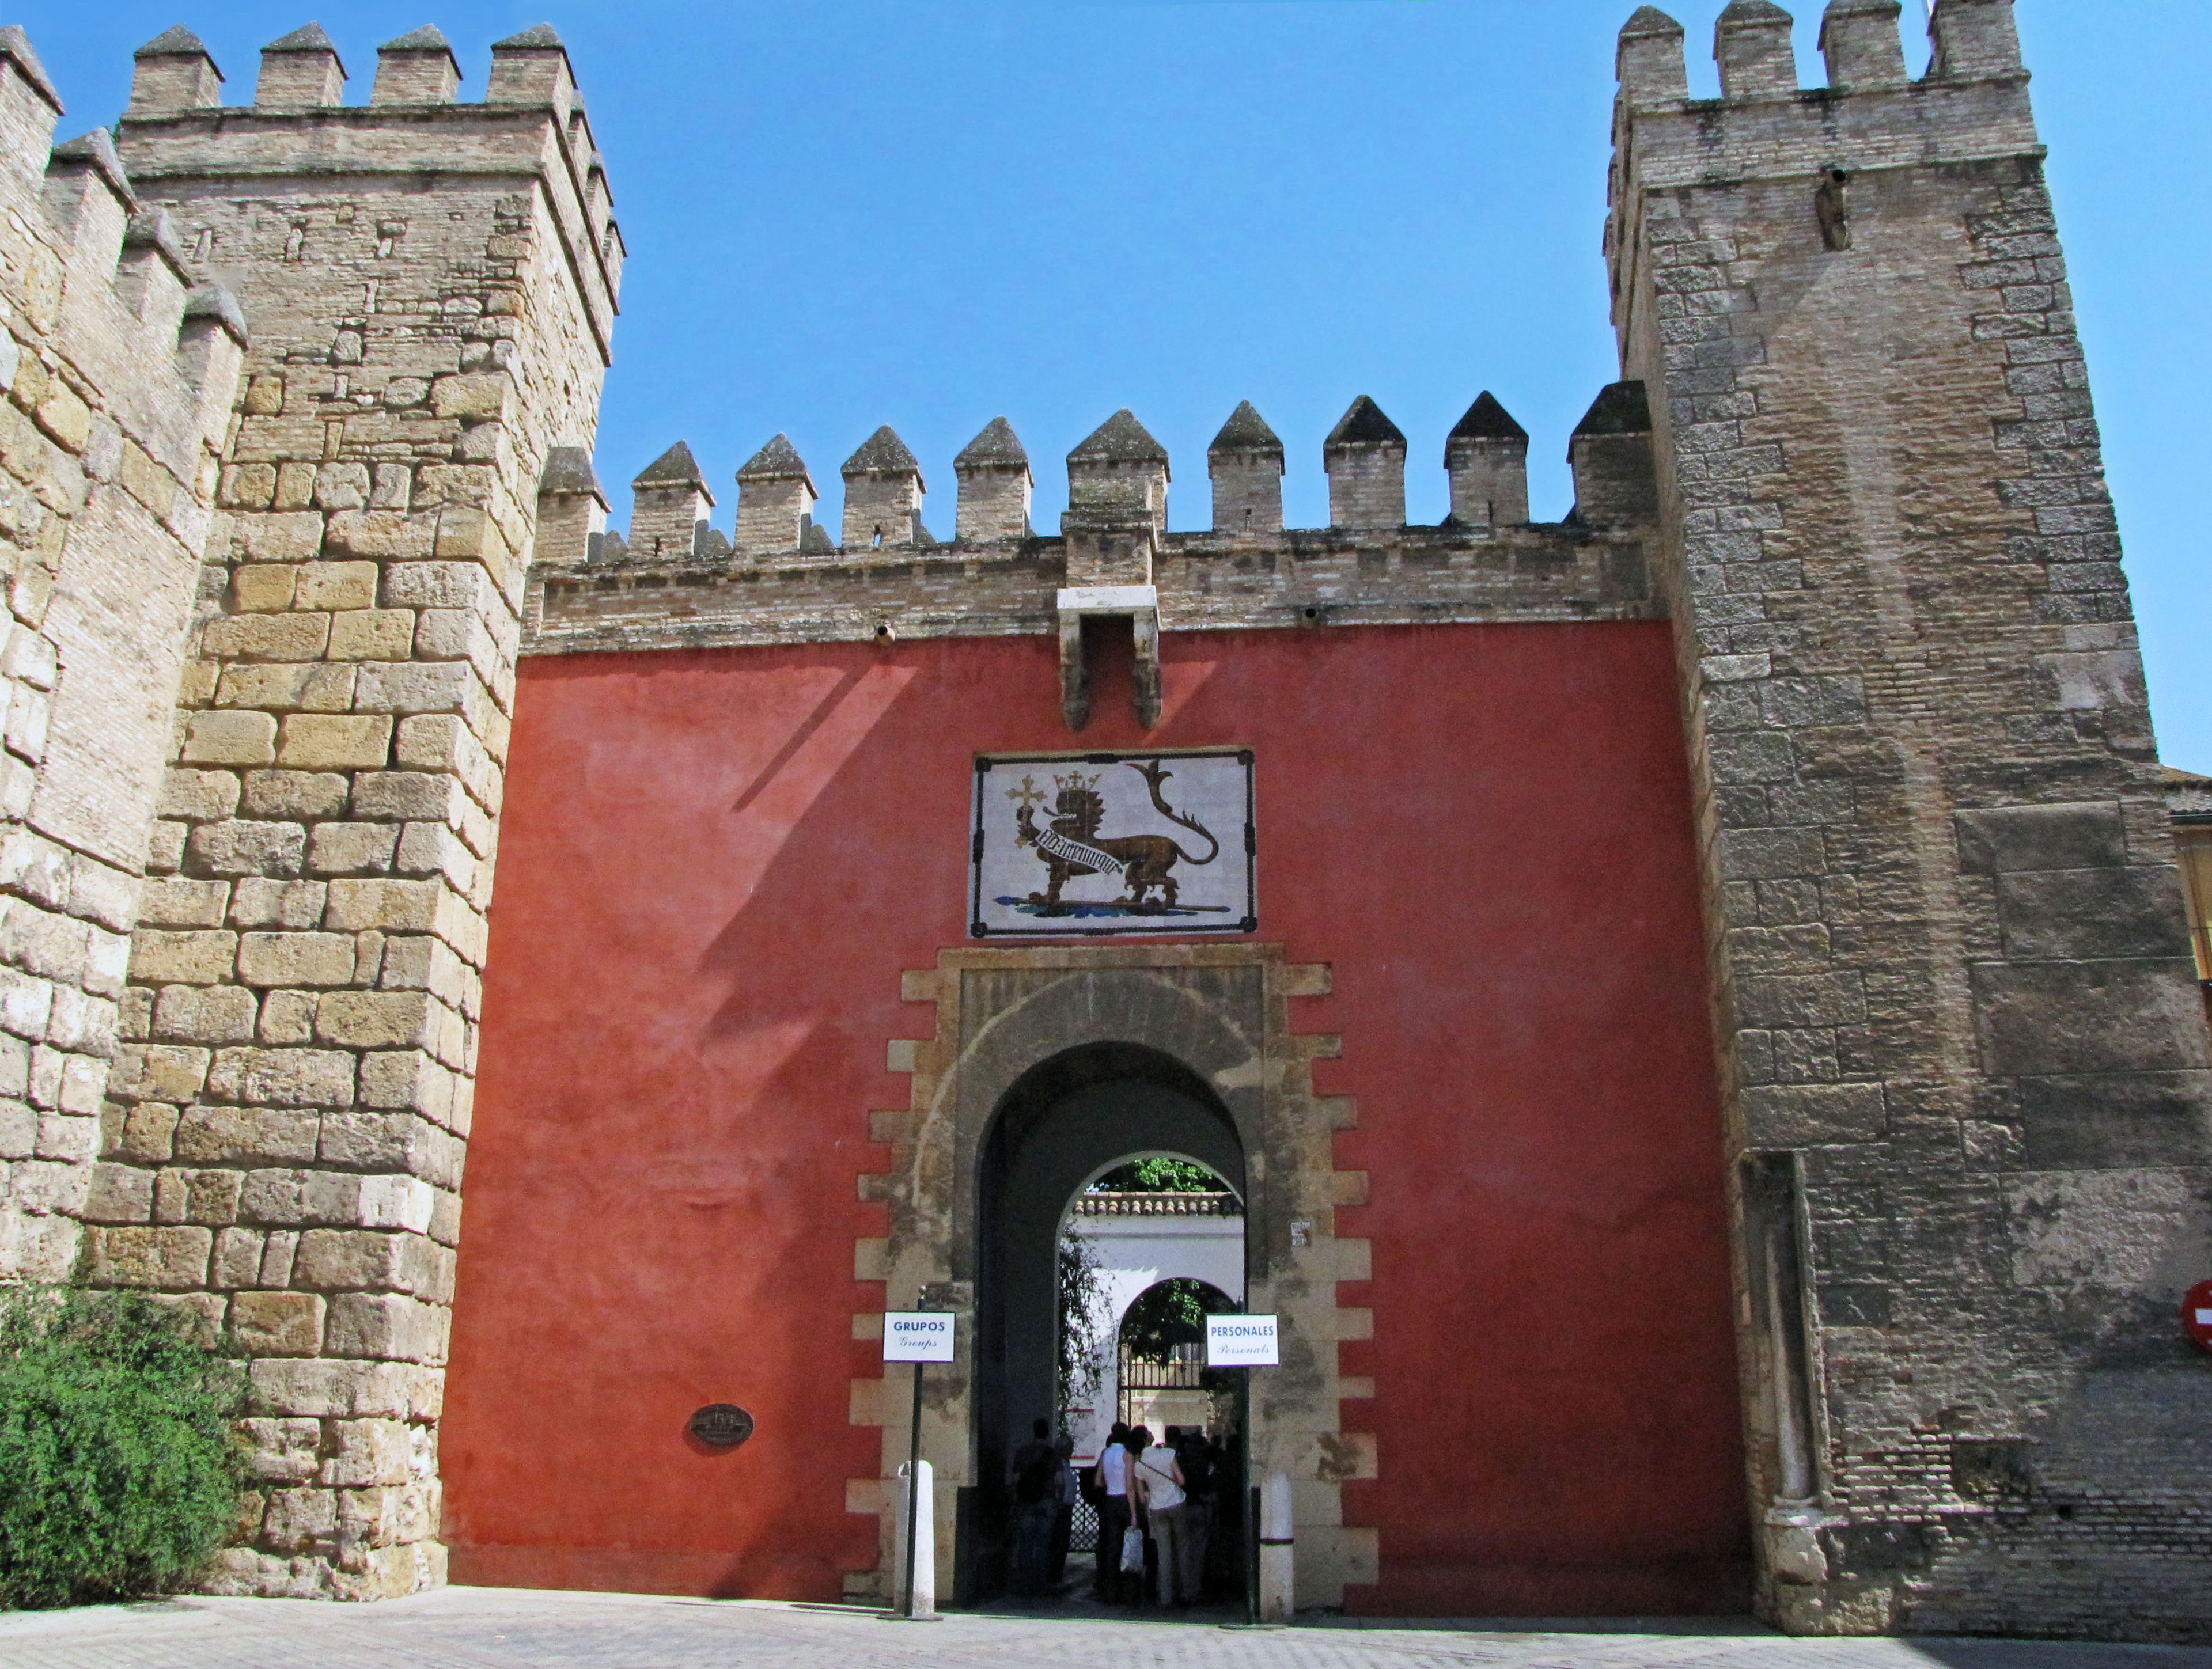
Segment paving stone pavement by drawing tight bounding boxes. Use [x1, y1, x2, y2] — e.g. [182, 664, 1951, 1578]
[1, 1589, 2209, 1669]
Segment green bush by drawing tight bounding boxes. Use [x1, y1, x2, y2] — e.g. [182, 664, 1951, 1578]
[0, 1287, 244, 1609]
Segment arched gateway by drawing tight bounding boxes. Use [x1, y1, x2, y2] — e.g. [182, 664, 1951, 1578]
[853, 947, 1376, 1607]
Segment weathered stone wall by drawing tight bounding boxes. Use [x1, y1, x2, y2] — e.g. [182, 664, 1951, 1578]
[76, 23, 619, 1600]
[0, 32, 244, 1291]
[1611, 0, 2210, 1640]
[526, 521, 1658, 656]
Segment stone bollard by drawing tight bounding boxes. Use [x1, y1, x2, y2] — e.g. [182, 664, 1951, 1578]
[1259, 1469, 1294, 1622]
[892, 1459, 936, 1618]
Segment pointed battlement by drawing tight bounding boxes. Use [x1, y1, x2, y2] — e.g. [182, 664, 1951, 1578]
[536, 446, 608, 570]
[842, 426, 927, 551]
[128, 26, 222, 116]
[1324, 396, 1407, 530]
[631, 442, 714, 560]
[1715, 1, 1796, 101]
[1819, 0, 1907, 90]
[1208, 401, 1284, 537]
[1445, 393, 1529, 530]
[954, 417, 1031, 544]
[1567, 382, 1654, 528]
[1067, 409, 1169, 534]
[375, 26, 462, 104]
[735, 434, 818, 557]
[256, 24, 347, 108]
[488, 23, 574, 108]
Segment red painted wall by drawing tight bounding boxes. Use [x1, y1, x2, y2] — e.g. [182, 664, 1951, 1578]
[443, 621, 1748, 1611]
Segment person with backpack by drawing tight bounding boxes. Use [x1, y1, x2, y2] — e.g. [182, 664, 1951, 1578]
[1009, 1418, 1058, 1597]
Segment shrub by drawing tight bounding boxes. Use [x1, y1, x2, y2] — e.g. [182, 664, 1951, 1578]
[0, 1287, 244, 1609]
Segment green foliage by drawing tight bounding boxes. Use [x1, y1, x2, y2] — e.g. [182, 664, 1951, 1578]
[1119, 1277, 1235, 1364]
[1056, 1232, 1106, 1426]
[1088, 1155, 1222, 1193]
[0, 1288, 244, 1610]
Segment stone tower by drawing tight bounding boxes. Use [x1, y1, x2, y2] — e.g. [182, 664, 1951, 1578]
[86, 21, 620, 1598]
[1611, 0, 2210, 1638]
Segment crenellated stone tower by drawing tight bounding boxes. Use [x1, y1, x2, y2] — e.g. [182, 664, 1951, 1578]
[1610, 0, 2210, 1637]
[58, 20, 619, 1598]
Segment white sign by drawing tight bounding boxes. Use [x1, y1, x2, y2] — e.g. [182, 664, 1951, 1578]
[882, 1311, 955, 1363]
[1206, 1313, 1279, 1368]
[971, 750, 1256, 938]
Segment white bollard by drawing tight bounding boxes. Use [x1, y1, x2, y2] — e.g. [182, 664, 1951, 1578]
[893, 1459, 936, 1618]
[1258, 1469, 1294, 1623]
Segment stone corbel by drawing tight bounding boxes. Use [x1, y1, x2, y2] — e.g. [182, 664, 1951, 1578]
[1055, 584, 1161, 731]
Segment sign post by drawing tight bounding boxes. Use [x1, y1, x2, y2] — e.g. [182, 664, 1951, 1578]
[1206, 1313, 1279, 1628]
[882, 1310, 955, 1619]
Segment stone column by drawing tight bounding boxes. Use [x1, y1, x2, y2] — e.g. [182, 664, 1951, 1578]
[107, 23, 620, 1599]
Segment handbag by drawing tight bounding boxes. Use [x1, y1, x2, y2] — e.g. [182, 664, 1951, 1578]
[1119, 1524, 1145, 1574]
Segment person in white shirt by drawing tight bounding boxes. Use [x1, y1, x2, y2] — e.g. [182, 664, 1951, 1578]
[1129, 1424, 1191, 1605]
[1093, 1421, 1132, 1601]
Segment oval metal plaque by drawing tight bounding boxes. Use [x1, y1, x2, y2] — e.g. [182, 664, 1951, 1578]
[687, 1403, 755, 1448]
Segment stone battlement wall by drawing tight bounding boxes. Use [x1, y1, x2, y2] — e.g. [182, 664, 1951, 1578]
[0, 27, 245, 1289]
[527, 524, 1659, 656]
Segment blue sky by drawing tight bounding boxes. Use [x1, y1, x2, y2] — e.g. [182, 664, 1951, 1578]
[36, 2, 2211, 768]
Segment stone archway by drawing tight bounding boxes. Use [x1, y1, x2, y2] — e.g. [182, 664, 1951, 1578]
[845, 944, 1377, 1609]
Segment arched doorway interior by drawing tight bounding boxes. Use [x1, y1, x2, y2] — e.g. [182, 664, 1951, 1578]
[973, 1042, 1245, 1599]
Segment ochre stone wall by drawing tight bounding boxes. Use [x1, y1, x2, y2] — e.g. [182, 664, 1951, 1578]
[442, 621, 1747, 1613]
[0, 32, 243, 1289]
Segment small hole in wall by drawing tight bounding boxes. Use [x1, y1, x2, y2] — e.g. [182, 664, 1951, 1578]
[1302, 607, 1319, 621]
[874, 623, 895, 642]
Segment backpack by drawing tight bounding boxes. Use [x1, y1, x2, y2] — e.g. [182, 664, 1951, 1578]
[1014, 1447, 1057, 1505]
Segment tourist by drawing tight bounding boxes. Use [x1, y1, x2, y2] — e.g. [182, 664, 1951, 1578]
[1009, 1418, 1058, 1597]
[1130, 1423, 1191, 1606]
[1093, 1420, 1131, 1601]
[1046, 1432, 1078, 1588]
[1174, 1428, 1214, 1600]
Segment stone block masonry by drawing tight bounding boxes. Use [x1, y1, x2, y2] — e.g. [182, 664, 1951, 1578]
[1610, 0, 2210, 1641]
[65, 21, 619, 1602]
[0, 29, 244, 1291]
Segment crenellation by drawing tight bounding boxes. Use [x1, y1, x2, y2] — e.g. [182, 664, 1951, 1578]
[1819, 0, 1908, 92]
[1066, 408, 1168, 535]
[127, 26, 224, 118]
[1568, 380, 1657, 526]
[840, 425, 927, 551]
[1929, 0, 2022, 82]
[1716, 1, 1800, 101]
[733, 433, 816, 557]
[1323, 395, 1406, 529]
[1207, 400, 1284, 537]
[485, 24, 575, 112]
[627, 441, 712, 562]
[1616, 6, 1690, 109]
[115, 210, 191, 339]
[372, 28, 462, 107]
[952, 416, 1030, 544]
[42, 131, 135, 267]
[1444, 392, 1529, 529]
[255, 25, 347, 110]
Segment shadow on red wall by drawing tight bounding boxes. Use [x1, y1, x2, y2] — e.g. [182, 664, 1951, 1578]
[441, 621, 1749, 1613]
